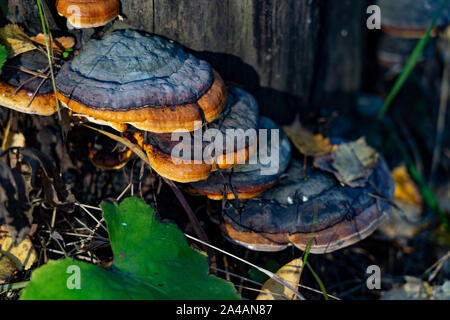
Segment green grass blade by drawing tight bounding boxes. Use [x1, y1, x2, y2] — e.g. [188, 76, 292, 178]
[376, 0, 444, 122]
[297, 201, 329, 300]
[305, 262, 329, 300]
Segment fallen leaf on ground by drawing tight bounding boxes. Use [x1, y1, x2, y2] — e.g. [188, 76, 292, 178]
[283, 117, 333, 156]
[30, 34, 75, 52]
[381, 276, 450, 300]
[379, 200, 425, 241]
[331, 137, 378, 184]
[0, 225, 37, 284]
[256, 258, 303, 300]
[392, 165, 422, 208]
[313, 137, 379, 187]
[379, 165, 426, 241]
[3, 132, 26, 150]
[0, 24, 37, 57]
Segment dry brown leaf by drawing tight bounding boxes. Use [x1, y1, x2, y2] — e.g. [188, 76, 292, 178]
[383, 277, 450, 300]
[379, 199, 425, 241]
[30, 34, 75, 52]
[0, 24, 37, 57]
[392, 165, 422, 208]
[283, 118, 333, 156]
[256, 258, 303, 300]
[3, 132, 26, 150]
[331, 137, 379, 185]
[0, 225, 37, 284]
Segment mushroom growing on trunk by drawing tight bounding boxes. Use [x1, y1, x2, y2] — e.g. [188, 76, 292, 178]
[0, 51, 57, 116]
[221, 147, 395, 253]
[187, 116, 291, 199]
[143, 86, 259, 183]
[55, 29, 227, 133]
[56, 0, 120, 29]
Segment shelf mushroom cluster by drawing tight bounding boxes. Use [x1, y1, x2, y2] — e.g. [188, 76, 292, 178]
[0, 16, 396, 254]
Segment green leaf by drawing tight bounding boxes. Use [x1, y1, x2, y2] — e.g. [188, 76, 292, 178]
[20, 197, 240, 300]
[0, 44, 7, 74]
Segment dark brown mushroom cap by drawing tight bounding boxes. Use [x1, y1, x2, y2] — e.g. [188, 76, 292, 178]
[144, 86, 259, 183]
[187, 116, 291, 200]
[0, 51, 57, 115]
[378, 0, 450, 37]
[221, 152, 395, 253]
[55, 29, 226, 132]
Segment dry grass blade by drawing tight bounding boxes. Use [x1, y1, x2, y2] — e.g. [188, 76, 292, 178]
[82, 125, 150, 165]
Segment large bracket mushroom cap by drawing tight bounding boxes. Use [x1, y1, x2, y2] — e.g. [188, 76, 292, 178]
[56, 0, 120, 29]
[187, 116, 292, 200]
[144, 86, 259, 183]
[221, 152, 395, 254]
[0, 51, 57, 116]
[378, 0, 450, 38]
[55, 29, 227, 132]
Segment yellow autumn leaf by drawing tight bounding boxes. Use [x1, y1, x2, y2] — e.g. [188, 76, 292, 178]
[30, 34, 75, 52]
[379, 165, 425, 241]
[0, 24, 37, 57]
[283, 118, 333, 156]
[0, 225, 37, 284]
[392, 165, 422, 208]
[256, 258, 303, 300]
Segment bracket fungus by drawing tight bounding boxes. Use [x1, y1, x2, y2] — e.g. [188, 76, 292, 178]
[55, 29, 226, 133]
[143, 86, 259, 183]
[221, 149, 395, 253]
[0, 51, 57, 116]
[187, 117, 291, 200]
[56, 0, 120, 29]
[378, 0, 450, 38]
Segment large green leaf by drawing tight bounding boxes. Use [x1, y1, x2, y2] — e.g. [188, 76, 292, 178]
[0, 44, 7, 74]
[20, 197, 240, 300]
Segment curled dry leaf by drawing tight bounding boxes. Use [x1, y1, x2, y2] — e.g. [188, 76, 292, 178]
[379, 165, 426, 241]
[392, 165, 422, 208]
[0, 225, 37, 284]
[283, 117, 333, 157]
[256, 258, 303, 300]
[30, 34, 75, 52]
[0, 24, 37, 57]
[314, 137, 379, 187]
